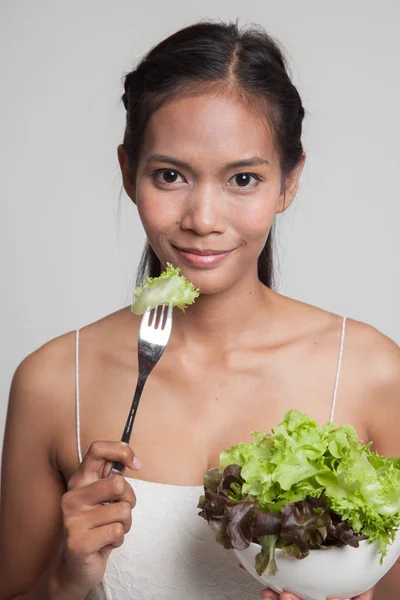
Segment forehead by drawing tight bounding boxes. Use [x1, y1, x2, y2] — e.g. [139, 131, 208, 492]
[140, 91, 277, 167]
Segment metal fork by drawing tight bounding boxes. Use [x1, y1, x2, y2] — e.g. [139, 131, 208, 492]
[108, 302, 173, 478]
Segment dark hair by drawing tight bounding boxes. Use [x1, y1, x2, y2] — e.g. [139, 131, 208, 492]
[121, 21, 305, 288]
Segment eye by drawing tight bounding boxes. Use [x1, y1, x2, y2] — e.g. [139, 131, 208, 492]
[228, 173, 262, 189]
[153, 169, 185, 184]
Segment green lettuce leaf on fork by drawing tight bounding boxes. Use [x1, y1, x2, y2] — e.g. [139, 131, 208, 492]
[199, 409, 400, 575]
[131, 263, 199, 315]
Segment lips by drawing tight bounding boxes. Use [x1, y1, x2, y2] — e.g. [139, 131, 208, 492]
[175, 246, 232, 256]
[172, 244, 235, 267]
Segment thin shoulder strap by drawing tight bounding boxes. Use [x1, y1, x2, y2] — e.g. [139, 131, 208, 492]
[329, 316, 347, 423]
[75, 329, 83, 464]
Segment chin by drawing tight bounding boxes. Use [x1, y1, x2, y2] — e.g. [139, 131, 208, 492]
[157, 245, 258, 294]
[176, 265, 248, 297]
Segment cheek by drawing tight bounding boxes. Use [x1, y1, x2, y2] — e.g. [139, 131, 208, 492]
[136, 192, 181, 236]
[231, 196, 278, 241]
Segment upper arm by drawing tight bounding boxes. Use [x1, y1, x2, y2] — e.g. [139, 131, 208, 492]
[359, 327, 400, 598]
[364, 331, 400, 458]
[0, 340, 73, 598]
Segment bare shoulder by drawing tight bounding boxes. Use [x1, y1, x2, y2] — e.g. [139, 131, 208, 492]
[340, 318, 400, 455]
[14, 307, 135, 380]
[280, 293, 399, 381]
[8, 307, 136, 438]
[340, 317, 400, 394]
[10, 330, 76, 418]
[343, 318, 400, 374]
[5, 333, 77, 475]
[276, 295, 400, 454]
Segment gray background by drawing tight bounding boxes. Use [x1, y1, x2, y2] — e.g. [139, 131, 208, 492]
[1, 0, 399, 450]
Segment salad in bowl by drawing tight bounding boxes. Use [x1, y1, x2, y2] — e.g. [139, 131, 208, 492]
[198, 410, 400, 599]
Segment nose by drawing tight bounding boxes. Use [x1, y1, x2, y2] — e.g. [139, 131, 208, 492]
[180, 184, 225, 235]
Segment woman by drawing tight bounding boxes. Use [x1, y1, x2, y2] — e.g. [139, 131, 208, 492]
[0, 20, 398, 600]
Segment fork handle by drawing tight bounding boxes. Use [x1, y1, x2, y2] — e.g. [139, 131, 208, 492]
[108, 373, 148, 478]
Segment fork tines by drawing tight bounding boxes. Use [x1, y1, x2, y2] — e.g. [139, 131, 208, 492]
[144, 303, 172, 330]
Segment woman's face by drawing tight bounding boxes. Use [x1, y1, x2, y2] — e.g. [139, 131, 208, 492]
[121, 91, 302, 295]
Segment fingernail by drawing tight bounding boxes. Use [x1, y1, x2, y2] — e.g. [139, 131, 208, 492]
[132, 456, 141, 470]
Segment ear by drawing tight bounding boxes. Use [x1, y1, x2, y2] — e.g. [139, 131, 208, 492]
[277, 152, 306, 214]
[117, 144, 136, 204]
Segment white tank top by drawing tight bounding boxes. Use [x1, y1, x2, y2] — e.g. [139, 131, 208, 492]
[76, 317, 347, 600]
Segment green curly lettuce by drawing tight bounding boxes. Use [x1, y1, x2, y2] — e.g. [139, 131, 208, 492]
[131, 263, 199, 315]
[199, 410, 400, 575]
[218, 410, 400, 556]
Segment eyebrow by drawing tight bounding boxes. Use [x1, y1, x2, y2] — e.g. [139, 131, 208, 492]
[145, 153, 269, 171]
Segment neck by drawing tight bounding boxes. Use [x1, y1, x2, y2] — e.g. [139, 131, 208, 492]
[172, 272, 276, 349]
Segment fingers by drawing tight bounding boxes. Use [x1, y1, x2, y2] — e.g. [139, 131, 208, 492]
[261, 585, 375, 600]
[64, 499, 133, 540]
[65, 521, 126, 556]
[260, 592, 301, 600]
[260, 590, 280, 599]
[359, 592, 374, 600]
[68, 441, 139, 489]
[85, 501, 133, 534]
[65, 474, 136, 509]
[58, 440, 140, 590]
[62, 455, 137, 565]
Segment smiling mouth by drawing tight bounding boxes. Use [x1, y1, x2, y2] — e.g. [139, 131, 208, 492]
[173, 246, 234, 256]
[171, 245, 236, 268]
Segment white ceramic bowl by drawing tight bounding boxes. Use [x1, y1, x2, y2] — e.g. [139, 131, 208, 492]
[234, 531, 400, 600]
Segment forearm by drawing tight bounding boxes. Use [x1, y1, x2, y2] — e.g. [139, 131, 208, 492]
[11, 584, 85, 600]
[4, 565, 88, 600]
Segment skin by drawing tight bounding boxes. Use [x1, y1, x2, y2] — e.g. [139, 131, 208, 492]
[0, 90, 399, 600]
